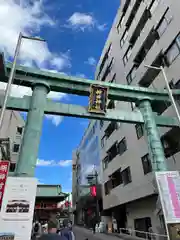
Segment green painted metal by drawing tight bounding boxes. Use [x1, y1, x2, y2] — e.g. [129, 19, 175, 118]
[4, 63, 180, 103]
[15, 82, 50, 177]
[0, 58, 177, 177]
[36, 184, 68, 198]
[139, 99, 168, 172]
[0, 95, 178, 127]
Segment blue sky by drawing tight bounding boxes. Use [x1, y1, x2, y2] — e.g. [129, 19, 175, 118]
[0, 0, 119, 193]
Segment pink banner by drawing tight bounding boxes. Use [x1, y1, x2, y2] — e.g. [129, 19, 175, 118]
[167, 176, 180, 218]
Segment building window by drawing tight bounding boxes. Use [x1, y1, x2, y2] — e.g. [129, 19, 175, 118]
[107, 142, 119, 162]
[109, 57, 114, 71]
[101, 136, 105, 148]
[123, 46, 132, 65]
[135, 124, 144, 139]
[118, 137, 127, 156]
[16, 127, 23, 135]
[110, 73, 116, 83]
[104, 180, 111, 195]
[117, 15, 125, 33]
[149, 0, 160, 14]
[126, 66, 137, 84]
[9, 163, 16, 172]
[100, 120, 104, 129]
[105, 122, 118, 138]
[130, 102, 136, 111]
[111, 168, 123, 188]
[166, 34, 180, 65]
[141, 154, 152, 174]
[122, 167, 132, 185]
[120, 29, 128, 48]
[103, 156, 109, 170]
[156, 9, 172, 37]
[13, 144, 20, 153]
[107, 100, 115, 109]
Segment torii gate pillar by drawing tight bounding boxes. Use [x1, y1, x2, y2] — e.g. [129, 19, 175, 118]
[138, 99, 168, 172]
[15, 82, 50, 177]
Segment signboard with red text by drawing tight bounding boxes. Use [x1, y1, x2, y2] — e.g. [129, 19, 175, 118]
[0, 161, 9, 208]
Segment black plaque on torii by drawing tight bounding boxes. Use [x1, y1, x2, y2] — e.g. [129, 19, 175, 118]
[88, 84, 108, 114]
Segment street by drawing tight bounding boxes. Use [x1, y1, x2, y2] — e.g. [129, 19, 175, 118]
[73, 226, 123, 240]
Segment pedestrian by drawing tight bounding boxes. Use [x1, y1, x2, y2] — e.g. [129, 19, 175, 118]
[92, 218, 96, 234]
[38, 220, 67, 240]
[32, 220, 42, 239]
[60, 220, 75, 240]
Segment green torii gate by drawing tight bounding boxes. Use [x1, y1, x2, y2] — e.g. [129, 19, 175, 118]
[1, 56, 180, 177]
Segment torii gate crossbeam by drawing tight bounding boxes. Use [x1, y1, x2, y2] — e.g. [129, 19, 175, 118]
[0, 53, 178, 177]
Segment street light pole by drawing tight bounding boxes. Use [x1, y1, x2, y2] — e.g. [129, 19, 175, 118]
[0, 33, 22, 131]
[94, 170, 100, 223]
[0, 33, 45, 133]
[144, 65, 180, 126]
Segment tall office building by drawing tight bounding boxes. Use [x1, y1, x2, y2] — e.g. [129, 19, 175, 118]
[96, 0, 180, 235]
[72, 120, 102, 226]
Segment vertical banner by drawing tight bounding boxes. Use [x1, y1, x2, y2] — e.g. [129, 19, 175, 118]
[0, 161, 9, 208]
[0, 177, 37, 240]
[156, 171, 180, 240]
[88, 84, 108, 114]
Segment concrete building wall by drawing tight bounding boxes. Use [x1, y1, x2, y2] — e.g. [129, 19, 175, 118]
[96, 0, 180, 233]
[0, 109, 25, 165]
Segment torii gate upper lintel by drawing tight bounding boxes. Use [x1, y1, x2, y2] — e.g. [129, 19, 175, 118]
[0, 54, 178, 177]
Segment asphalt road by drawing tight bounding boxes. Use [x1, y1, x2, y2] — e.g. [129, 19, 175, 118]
[73, 226, 123, 240]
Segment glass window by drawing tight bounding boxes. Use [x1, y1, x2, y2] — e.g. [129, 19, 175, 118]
[101, 136, 105, 148]
[150, 0, 160, 14]
[110, 73, 116, 83]
[121, 167, 132, 185]
[157, 9, 172, 37]
[176, 34, 180, 47]
[135, 124, 144, 139]
[13, 144, 20, 153]
[120, 29, 128, 47]
[100, 120, 104, 129]
[117, 15, 125, 33]
[118, 138, 127, 156]
[10, 163, 16, 172]
[123, 47, 132, 65]
[126, 66, 137, 84]
[166, 42, 180, 64]
[141, 154, 152, 174]
[16, 127, 23, 135]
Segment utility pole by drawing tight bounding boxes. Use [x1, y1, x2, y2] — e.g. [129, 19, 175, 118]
[94, 170, 100, 223]
[0, 33, 45, 133]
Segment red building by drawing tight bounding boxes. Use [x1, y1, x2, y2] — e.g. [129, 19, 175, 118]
[34, 184, 68, 222]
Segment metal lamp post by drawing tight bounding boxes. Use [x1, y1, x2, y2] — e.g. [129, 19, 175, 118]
[0, 33, 45, 132]
[144, 65, 180, 126]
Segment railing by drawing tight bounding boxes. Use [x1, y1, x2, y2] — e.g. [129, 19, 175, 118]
[119, 228, 168, 240]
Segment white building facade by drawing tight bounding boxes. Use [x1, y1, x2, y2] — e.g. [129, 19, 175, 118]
[96, 0, 180, 235]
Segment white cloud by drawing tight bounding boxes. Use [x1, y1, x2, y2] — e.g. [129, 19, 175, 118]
[76, 73, 86, 78]
[85, 57, 96, 66]
[36, 159, 72, 167]
[0, 0, 70, 70]
[67, 12, 106, 31]
[45, 115, 63, 126]
[0, 82, 66, 126]
[0, 0, 72, 126]
[0, 83, 67, 100]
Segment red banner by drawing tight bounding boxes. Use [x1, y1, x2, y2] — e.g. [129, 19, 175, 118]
[0, 161, 9, 208]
